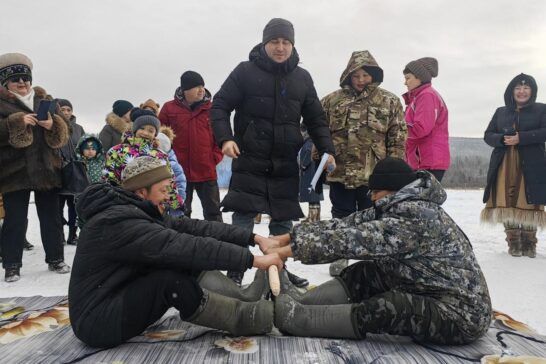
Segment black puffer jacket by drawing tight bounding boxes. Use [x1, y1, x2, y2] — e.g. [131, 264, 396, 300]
[69, 183, 254, 334]
[483, 73, 546, 204]
[211, 44, 335, 221]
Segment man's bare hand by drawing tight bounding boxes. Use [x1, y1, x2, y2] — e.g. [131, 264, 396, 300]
[269, 233, 291, 247]
[267, 246, 293, 260]
[255, 235, 281, 254]
[36, 112, 53, 130]
[504, 133, 520, 146]
[253, 253, 284, 271]
[222, 140, 240, 158]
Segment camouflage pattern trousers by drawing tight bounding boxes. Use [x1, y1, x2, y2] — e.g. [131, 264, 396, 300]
[339, 261, 478, 344]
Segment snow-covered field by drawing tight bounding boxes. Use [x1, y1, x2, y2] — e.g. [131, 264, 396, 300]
[1, 188, 545, 334]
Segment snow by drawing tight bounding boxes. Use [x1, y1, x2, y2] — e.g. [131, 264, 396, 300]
[1, 188, 545, 334]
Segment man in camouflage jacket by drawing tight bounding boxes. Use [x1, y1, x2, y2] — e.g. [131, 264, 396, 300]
[271, 158, 492, 344]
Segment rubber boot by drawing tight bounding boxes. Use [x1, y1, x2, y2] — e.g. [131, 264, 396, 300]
[521, 230, 537, 258]
[505, 228, 522, 257]
[302, 205, 321, 223]
[67, 226, 78, 245]
[198, 269, 270, 301]
[188, 289, 273, 336]
[226, 270, 244, 286]
[274, 294, 360, 339]
[285, 267, 309, 288]
[279, 269, 350, 305]
[329, 259, 348, 276]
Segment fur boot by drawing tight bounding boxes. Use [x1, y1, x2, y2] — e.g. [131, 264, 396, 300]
[505, 229, 522, 257]
[521, 230, 537, 258]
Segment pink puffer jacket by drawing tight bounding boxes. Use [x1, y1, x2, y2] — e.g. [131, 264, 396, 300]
[403, 83, 450, 170]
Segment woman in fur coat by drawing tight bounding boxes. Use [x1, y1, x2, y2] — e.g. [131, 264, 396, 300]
[0, 53, 71, 282]
[481, 73, 546, 258]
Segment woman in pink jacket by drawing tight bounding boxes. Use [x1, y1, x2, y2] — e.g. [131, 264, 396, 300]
[402, 57, 450, 181]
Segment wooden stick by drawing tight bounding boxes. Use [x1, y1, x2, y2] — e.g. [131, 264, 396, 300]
[268, 265, 280, 296]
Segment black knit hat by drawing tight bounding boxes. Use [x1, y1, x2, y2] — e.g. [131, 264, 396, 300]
[112, 100, 134, 117]
[57, 99, 73, 110]
[368, 157, 417, 191]
[180, 71, 204, 91]
[262, 18, 295, 45]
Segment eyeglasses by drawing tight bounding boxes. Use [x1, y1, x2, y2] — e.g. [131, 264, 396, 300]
[8, 76, 31, 83]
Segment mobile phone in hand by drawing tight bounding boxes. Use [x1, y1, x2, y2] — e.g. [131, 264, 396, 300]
[36, 100, 53, 121]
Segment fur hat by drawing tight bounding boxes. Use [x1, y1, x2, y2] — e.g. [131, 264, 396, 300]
[403, 57, 438, 83]
[57, 99, 73, 110]
[121, 156, 172, 191]
[140, 99, 160, 115]
[0, 53, 33, 87]
[180, 71, 204, 91]
[156, 133, 171, 153]
[160, 125, 176, 143]
[368, 157, 417, 191]
[262, 18, 295, 45]
[112, 100, 134, 117]
[132, 115, 161, 136]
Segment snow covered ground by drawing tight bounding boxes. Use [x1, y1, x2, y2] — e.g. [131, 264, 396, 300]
[1, 188, 545, 334]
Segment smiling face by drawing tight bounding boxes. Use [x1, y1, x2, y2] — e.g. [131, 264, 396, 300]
[264, 38, 293, 63]
[513, 84, 532, 107]
[350, 68, 373, 93]
[135, 178, 171, 207]
[404, 72, 422, 91]
[6, 76, 32, 96]
[135, 124, 157, 141]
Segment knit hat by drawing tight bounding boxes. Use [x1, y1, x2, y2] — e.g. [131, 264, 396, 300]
[403, 57, 438, 83]
[140, 99, 160, 115]
[262, 18, 295, 45]
[156, 132, 171, 153]
[57, 99, 73, 110]
[130, 107, 156, 122]
[112, 100, 134, 117]
[180, 71, 204, 91]
[0, 53, 33, 87]
[121, 156, 172, 191]
[83, 139, 99, 151]
[132, 115, 161, 136]
[368, 157, 418, 191]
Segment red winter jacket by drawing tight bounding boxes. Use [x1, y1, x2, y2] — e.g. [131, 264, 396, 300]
[402, 83, 450, 171]
[159, 90, 223, 182]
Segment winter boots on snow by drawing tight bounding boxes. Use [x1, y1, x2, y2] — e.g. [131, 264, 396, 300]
[188, 289, 273, 336]
[302, 204, 321, 223]
[505, 228, 537, 258]
[67, 226, 78, 245]
[5, 268, 20, 283]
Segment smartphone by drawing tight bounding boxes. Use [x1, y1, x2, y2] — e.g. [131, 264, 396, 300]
[36, 100, 52, 121]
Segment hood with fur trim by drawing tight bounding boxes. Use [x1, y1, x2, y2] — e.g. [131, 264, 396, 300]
[105, 112, 131, 134]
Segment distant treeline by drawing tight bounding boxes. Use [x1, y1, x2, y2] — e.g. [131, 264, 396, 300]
[215, 137, 493, 189]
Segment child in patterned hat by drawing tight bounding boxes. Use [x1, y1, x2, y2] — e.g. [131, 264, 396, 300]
[76, 135, 105, 183]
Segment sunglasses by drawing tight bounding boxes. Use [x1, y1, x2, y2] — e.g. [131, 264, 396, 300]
[8, 76, 31, 83]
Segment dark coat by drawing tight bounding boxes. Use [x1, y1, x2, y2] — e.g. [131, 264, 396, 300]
[60, 115, 85, 161]
[211, 44, 335, 221]
[99, 112, 130, 153]
[159, 89, 223, 182]
[483, 74, 546, 204]
[0, 87, 69, 194]
[69, 183, 254, 339]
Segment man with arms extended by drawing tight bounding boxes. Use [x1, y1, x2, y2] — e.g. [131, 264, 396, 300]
[211, 18, 336, 287]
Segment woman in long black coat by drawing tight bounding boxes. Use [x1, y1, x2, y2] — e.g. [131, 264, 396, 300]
[481, 73, 546, 258]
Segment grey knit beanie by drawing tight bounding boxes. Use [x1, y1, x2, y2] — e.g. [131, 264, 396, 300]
[132, 115, 161, 136]
[0, 53, 33, 87]
[121, 156, 172, 191]
[404, 57, 438, 83]
[262, 18, 295, 45]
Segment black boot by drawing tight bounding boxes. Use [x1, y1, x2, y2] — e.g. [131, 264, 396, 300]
[226, 270, 244, 286]
[5, 268, 20, 283]
[285, 267, 309, 288]
[67, 226, 78, 245]
[23, 218, 34, 250]
[48, 261, 71, 274]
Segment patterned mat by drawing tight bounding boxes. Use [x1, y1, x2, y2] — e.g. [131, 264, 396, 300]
[1, 296, 545, 364]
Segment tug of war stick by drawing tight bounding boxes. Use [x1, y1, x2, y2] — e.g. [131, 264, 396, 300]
[268, 266, 280, 296]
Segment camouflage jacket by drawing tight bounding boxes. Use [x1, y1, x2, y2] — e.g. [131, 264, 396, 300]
[321, 51, 407, 188]
[291, 172, 492, 329]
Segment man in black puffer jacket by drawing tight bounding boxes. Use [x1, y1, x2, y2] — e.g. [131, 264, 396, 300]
[211, 18, 336, 287]
[69, 156, 283, 348]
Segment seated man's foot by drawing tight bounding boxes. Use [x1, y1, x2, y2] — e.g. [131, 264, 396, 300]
[5, 268, 20, 282]
[329, 259, 348, 277]
[226, 270, 244, 286]
[48, 261, 71, 274]
[285, 269, 309, 288]
[24, 239, 34, 251]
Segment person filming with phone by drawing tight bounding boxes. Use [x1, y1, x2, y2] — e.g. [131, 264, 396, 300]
[0, 52, 71, 282]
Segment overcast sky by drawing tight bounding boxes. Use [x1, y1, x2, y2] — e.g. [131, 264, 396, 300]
[2, 0, 545, 137]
